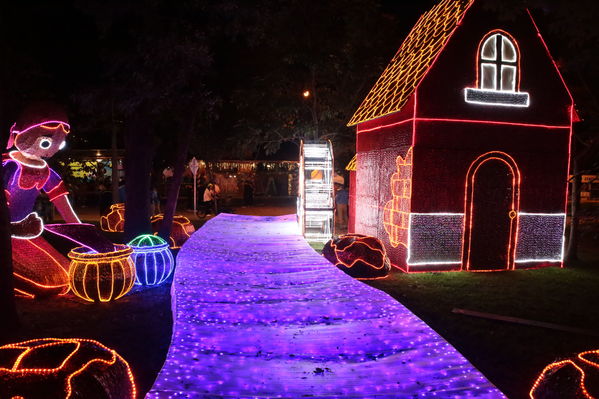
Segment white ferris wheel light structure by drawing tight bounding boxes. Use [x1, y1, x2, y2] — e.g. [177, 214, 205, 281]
[298, 140, 335, 243]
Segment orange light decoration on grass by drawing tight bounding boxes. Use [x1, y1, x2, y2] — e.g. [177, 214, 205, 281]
[323, 234, 391, 280]
[0, 338, 136, 399]
[530, 349, 599, 398]
[100, 203, 125, 232]
[151, 214, 195, 249]
[68, 244, 135, 303]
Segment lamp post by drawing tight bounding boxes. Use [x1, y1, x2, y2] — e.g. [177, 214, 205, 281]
[189, 157, 199, 214]
[302, 83, 319, 140]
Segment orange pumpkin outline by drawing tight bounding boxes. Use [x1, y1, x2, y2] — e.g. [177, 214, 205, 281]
[326, 234, 390, 280]
[68, 244, 135, 303]
[0, 337, 136, 399]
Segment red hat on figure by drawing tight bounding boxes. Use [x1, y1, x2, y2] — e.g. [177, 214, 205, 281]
[6, 103, 70, 149]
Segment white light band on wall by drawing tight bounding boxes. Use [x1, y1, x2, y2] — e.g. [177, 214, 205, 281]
[406, 212, 566, 267]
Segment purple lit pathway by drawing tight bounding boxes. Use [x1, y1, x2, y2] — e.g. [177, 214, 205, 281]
[147, 214, 504, 398]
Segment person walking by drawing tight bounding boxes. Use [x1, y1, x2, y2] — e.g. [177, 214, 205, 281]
[335, 184, 349, 227]
[202, 183, 216, 215]
[243, 179, 254, 206]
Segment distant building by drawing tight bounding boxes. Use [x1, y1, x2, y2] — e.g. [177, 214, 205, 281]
[580, 175, 599, 202]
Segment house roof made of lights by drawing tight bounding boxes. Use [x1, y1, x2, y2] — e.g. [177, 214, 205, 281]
[345, 154, 357, 171]
[347, 0, 474, 126]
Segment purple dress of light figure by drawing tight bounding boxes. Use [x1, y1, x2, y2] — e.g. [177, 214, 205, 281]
[147, 213, 505, 398]
[2, 105, 82, 298]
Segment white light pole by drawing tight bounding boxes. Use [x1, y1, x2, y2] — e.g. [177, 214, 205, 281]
[189, 157, 199, 214]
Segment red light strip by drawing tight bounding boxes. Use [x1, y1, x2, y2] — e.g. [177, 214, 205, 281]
[528, 13, 574, 265]
[526, 10, 575, 269]
[357, 118, 414, 133]
[560, 106, 575, 268]
[357, 116, 570, 134]
[412, 92, 418, 146]
[526, 10, 574, 103]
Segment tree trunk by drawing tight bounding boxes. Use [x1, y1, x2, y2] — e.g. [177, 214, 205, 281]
[158, 115, 195, 241]
[0, 59, 19, 331]
[0, 163, 18, 333]
[124, 109, 155, 242]
[310, 67, 319, 140]
[111, 106, 120, 204]
[566, 158, 581, 263]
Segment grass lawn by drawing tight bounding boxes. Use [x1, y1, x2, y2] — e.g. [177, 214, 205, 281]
[366, 244, 599, 399]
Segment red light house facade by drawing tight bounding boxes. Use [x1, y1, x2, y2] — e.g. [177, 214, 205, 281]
[348, 0, 573, 272]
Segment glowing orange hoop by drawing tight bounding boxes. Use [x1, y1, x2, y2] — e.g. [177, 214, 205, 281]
[68, 244, 135, 303]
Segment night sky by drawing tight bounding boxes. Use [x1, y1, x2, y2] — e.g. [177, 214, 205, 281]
[1, 0, 596, 164]
[0, 0, 431, 145]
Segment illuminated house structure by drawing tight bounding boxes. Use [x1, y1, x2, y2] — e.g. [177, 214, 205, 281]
[347, 0, 574, 272]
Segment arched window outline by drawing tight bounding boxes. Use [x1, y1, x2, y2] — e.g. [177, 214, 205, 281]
[477, 30, 520, 92]
[464, 29, 530, 107]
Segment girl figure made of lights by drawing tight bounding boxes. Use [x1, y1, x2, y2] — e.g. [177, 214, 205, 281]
[2, 106, 81, 298]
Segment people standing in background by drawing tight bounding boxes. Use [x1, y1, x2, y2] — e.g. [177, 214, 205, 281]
[118, 177, 126, 203]
[334, 171, 345, 187]
[98, 183, 112, 217]
[150, 187, 160, 216]
[203, 183, 216, 215]
[210, 181, 221, 214]
[265, 175, 277, 196]
[335, 183, 349, 227]
[243, 179, 254, 206]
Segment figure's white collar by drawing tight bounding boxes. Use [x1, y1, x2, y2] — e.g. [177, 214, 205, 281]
[8, 151, 47, 169]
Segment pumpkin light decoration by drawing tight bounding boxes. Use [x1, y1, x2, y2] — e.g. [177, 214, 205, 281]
[151, 214, 195, 249]
[68, 244, 135, 302]
[0, 338, 136, 399]
[128, 234, 174, 286]
[530, 349, 599, 399]
[323, 234, 391, 280]
[100, 203, 125, 232]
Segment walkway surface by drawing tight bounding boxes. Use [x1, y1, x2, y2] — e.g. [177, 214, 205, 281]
[147, 214, 504, 398]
